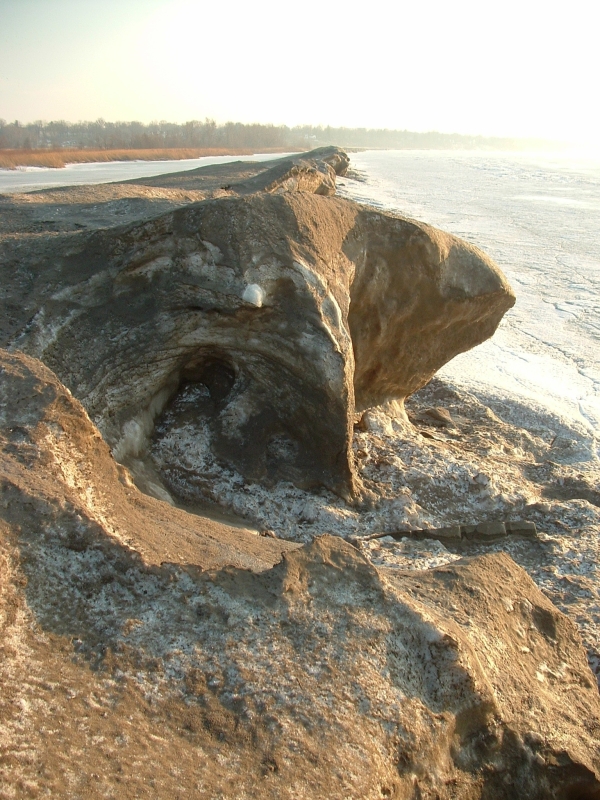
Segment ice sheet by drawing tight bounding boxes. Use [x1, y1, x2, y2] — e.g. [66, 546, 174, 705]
[338, 150, 600, 449]
[0, 152, 295, 194]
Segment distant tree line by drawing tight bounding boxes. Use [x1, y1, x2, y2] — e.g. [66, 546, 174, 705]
[0, 117, 558, 152]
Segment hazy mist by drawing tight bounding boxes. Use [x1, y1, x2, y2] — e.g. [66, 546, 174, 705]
[0, 0, 597, 146]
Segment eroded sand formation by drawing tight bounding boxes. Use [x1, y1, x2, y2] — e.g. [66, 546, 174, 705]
[1, 149, 599, 798]
[2, 149, 514, 503]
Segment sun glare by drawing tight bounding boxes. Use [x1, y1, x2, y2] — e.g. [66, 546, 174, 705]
[0, 0, 598, 142]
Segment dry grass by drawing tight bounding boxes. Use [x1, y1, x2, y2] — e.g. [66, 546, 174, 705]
[0, 147, 290, 170]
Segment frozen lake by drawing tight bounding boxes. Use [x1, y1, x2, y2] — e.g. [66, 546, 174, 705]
[0, 152, 294, 194]
[338, 150, 600, 456]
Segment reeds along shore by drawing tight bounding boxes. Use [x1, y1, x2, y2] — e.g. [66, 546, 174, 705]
[0, 146, 291, 170]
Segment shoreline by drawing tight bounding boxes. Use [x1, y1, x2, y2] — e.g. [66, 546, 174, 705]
[2, 144, 590, 172]
[0, 145, 296, 170]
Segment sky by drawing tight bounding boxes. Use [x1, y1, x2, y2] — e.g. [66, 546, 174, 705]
[0, 0, 598, 145]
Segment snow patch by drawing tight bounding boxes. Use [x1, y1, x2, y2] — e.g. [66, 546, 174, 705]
[242, 284, 265, 307]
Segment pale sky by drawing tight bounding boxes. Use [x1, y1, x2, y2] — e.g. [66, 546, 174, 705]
[0, 0, 598, 145]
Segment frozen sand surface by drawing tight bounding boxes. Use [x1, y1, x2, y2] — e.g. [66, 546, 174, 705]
[1, 147, 599, 681]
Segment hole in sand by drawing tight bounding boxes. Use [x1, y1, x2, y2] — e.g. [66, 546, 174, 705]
[181, 356, 236, 407]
